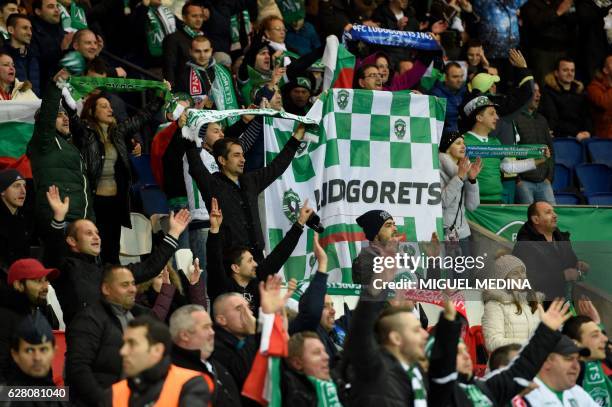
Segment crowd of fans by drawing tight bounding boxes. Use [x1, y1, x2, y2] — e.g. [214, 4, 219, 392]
[0, 0, 611, 404]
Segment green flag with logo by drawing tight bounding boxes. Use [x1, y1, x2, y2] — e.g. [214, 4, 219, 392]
[263, 89, 447, 282]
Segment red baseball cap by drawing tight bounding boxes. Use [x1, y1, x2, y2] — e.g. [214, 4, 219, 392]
[7, 259, 60, 286]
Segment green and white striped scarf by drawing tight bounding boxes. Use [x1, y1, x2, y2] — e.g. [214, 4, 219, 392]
[58, 2, 87, 32]
[407, 365, 427, 407]
[183, 25, 203, 38]
[458, 383, 493, 407]
[306, 376, 342, 407]
[230, 10, 251, 51]
[146, 6, 176, 57]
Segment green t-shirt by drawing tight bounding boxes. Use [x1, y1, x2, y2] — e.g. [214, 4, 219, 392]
[463, 132, 503, 203]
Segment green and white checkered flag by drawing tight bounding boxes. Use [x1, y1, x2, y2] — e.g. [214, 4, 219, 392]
[264, 89, 447, 283]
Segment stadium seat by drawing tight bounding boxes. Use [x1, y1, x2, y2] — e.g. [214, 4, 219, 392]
[586, 193, 612, 205]
[553, 139, 583, 169]
[52, 330, 66, 386]
[554, 192, 580, 205]
[586, 139, 612, 167]
[130, 154, 158, 187]
[575, 163, 612, 196]
[139, 185, 170, 216]
[552, 163, 572, 192]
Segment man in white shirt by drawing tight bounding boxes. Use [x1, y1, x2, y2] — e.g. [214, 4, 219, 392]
[524, 335, 599, 406]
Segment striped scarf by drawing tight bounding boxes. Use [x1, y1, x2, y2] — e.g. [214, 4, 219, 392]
[306, 376, 343, 407]
[146, 6, 176, 57]
[407, 365, 427, 407]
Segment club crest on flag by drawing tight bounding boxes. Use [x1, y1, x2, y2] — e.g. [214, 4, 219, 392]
[283, 189, 301, 224]
[336, 90, 349, 110]
[394, 119, 406, 139]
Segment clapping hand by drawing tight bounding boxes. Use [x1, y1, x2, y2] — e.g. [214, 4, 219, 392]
[577, 296, 601, 324]
[189, 258, 202, 285]
[259, 275, 297, 314]
[468, 157, 483, 180]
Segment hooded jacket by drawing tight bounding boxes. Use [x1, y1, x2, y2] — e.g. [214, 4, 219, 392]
[439, 152, 480, 239]
[512, 221, 578, 298]
[430, 81, 466, 133]
[481, 289, 543, 352]
[27, 83, 93, 224]
[540, 72, 593, 137]
[0, 78, 38, 101]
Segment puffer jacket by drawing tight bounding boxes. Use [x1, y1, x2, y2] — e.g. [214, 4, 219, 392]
[481, 289, 543, 352]
[540, 72, 593, 137]
[68, 96, 164, 227]
[586, 71, 612, 138]
[430, 81, 467, 133]
[439, 152, 480, 239]
[0, 78, 39, 101]
[27, 83, 93, 224]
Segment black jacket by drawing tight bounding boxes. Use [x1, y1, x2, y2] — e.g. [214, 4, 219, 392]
[175, 60, 217, 99]
[29, 15, 64, 92]
[280, 362, 318, 407]
[212, 326, 258, 389]
[345, 291, 427, 406]
[521, 0, 578, 51]
[429, 314, 562, 406]
[65, 299, 151, 406]
[515, 109, 555, 183]
[185, 136, 300, 260]
[67, 96, 164, 227]
[0, 287, 59, 383]
[540, 73, 593, 137]
[101, 356, 211, 407]
[171, 344, 241, 407]
[43, 220, 179, 324]
[206, 223, 304, 312]
[0, 202, 34, 272]
[3, 366, 64, 407]
[512, 221, 579, 298]
[162, 27, 193, 87]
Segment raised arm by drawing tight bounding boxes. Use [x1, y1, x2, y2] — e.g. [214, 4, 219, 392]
[205, 198, 235, 300]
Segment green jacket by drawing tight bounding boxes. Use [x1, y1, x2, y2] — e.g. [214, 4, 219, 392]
[27, 83, 94, 224]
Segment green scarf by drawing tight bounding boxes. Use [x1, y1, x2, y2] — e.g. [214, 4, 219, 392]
[58, 2, 88, 31]
[66, 76, 170, 101]
[183, 25, 203, 38]
[277, 0, 305, 24]
[459, 383, 493, 407]
[465, 144, 547, 159]
[581, 361, 612, 406]
[306, 376, 342, 407]
[0, 27, 8, 41]
[230, 10, 251, 51]
[146, 6, 176, 57]
[407, 365, 427, 407]
[60, 51, 87, 75]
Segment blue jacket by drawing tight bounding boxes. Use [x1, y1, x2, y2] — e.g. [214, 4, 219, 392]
[286, 21, 321, 56]
[472, 0, 528, 59]
[1, 43, 40, 96]
[430, 81, 466, 133]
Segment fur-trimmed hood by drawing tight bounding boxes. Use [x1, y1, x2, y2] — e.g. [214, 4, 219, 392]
[543, 72, 584, 94]
[482, 288, 545, 304]
[439, 152, 459, 178]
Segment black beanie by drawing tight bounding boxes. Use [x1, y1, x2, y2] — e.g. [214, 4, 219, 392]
[356, 210, 393, 241]
[0, 169, 23, 192]
[438, 131, 463, 153]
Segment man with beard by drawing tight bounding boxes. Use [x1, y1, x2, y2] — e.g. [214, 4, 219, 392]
[0, 258, 60, 382]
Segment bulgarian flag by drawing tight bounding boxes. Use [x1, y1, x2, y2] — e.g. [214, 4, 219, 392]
[242, 313, 288, 406]
[322, 35, 355, 91]
[0, 100, 40, 178]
